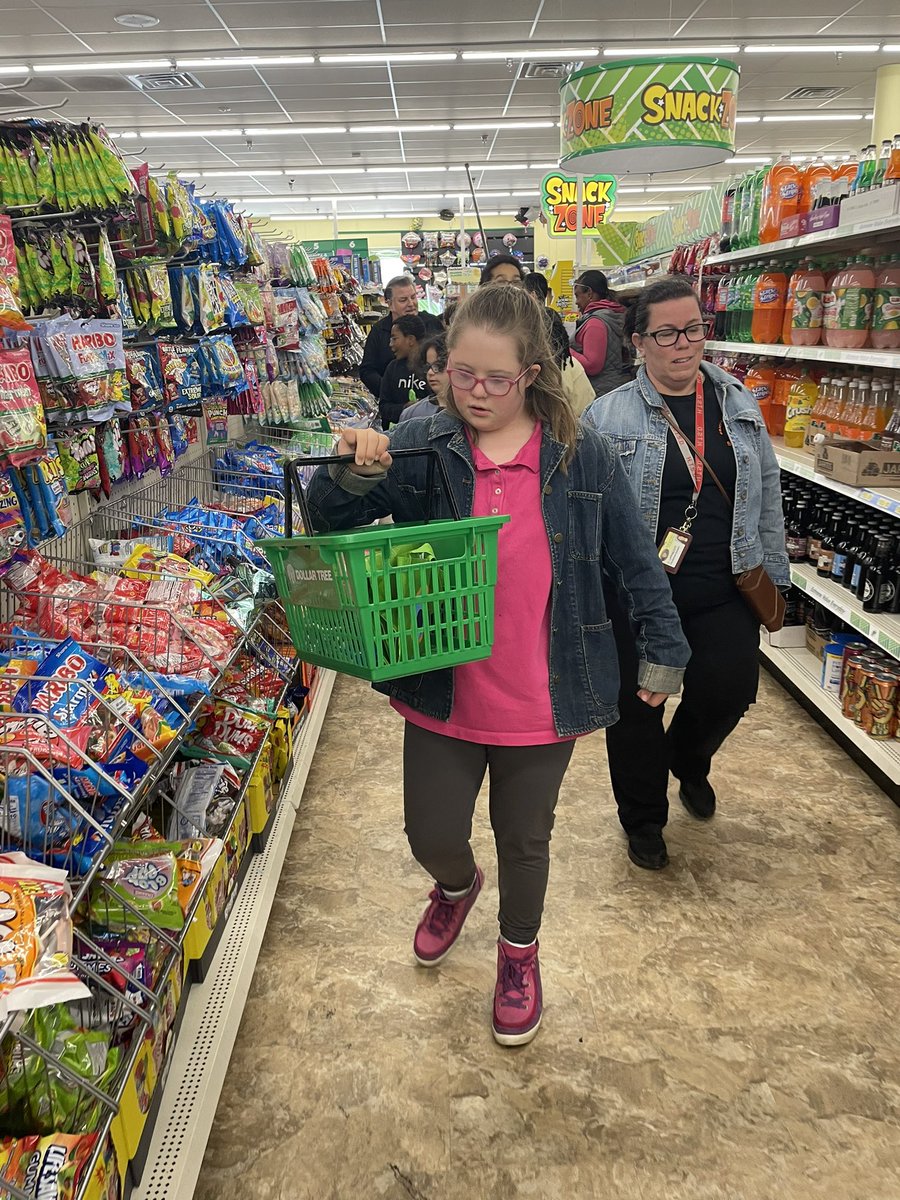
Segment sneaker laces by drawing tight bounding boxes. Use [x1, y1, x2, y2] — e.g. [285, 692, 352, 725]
[424, 889, 460, 936]
[497, 955, 531, 1010]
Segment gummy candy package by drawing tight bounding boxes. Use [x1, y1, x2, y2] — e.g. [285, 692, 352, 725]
[0, 853, 90, 1015]
[0, 473, 28, 564]
[94, 842, 184, 931]
[56, 428, 101, 494]
[25, 444, 72, 538]
[0, 346, 46, 467]
[0, 1132, 98, 1197]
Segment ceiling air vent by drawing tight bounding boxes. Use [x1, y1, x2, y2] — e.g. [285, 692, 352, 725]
[780, 85, 846, 101]
[128, 71, 204, 92]
[522, 60, 581, 79]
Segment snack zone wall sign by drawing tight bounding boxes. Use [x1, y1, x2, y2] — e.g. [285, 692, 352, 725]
[559, 57, 739, 173]
[541, 173, 617, 236]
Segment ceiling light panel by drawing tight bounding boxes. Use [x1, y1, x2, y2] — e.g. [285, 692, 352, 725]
[762, 113, 866, 122]
[176, 55, 316, 67]
[461, 48, 598, 61]
[319, 53, 458, 64]
[349, 124, 452, 133]
[33, 59, 173, 73]
[744, 43, 880, 53]
[603, 45, 739, 56]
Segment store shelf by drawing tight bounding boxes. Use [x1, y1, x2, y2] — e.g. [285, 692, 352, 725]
[704, 212, 900, 267]
[131, 668, 336, 1200]
[788, 560, 900, 660]
[760, 642, 900, 792]
[706, 339, 900, 370]
[772, 437, 900, 518]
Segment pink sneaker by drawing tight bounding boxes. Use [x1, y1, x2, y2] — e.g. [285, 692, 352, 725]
[413, 866, 484, 966]
[492, 938, 542, 1046]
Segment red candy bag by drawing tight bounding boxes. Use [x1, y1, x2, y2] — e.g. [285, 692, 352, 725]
[0, 346, 46, 467]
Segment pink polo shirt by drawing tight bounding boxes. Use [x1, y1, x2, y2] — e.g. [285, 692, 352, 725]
[393, 422, 566, 745]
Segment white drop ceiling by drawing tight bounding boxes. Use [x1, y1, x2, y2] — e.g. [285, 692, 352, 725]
[1, 0, 897, 219]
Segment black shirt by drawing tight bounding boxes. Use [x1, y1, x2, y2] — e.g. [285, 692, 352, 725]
[656, 375, 737, 610]
[359, 311, 443, 398]
[378, 356, 430, 428]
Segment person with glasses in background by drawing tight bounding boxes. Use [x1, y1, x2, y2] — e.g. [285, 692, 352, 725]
[307, 284, 688, 1047]
[583, 276, 788, 872]
[398, 333, 449, 423]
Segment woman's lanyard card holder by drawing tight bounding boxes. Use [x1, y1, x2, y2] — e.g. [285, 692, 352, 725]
[658, 374, 704, 576]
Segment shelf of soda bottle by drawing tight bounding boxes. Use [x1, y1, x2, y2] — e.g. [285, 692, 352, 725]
[705, 138, 900, 268]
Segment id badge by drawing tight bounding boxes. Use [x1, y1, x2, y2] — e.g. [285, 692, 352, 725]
[658, 527, 693, 574]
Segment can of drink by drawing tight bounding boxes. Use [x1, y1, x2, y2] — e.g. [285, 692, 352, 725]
[867, 672, 898, 739]
[822, 643, 847, 695]
[841, 654, 868, 717]
[853, 664, 879, 730]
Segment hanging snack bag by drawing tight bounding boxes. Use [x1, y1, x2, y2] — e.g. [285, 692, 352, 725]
[0, 1132, 98, 1198]
[0, 473, 27, 565]
[0, 853, 90, 1015]
[157, 341, 202, 410]
[94, 842, 184, 931]
[168, 413, 188, 457]
[27, 444, 72, 538]
[0, 345, 46, 467]
[125, 345, 164, 411]
[6, 469, 36, 547]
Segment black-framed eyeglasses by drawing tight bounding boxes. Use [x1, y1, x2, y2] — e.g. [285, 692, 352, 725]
[643, 321, 711, 347]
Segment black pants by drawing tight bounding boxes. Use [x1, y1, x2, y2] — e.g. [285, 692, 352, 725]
[403, 723, 575, 944]
[605, 585, 760, 834]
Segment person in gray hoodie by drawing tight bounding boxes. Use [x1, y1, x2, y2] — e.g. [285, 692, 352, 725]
[571, 269, 634, 397]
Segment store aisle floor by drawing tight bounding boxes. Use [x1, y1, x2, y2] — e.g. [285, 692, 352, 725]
[195, 672, 900, 1200]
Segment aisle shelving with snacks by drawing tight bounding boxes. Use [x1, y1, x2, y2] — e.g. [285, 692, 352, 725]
[0, 111, 356, 1200]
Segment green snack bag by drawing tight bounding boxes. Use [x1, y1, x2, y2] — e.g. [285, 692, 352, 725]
[30, 132, 53, 204]
[145, 261, 174, 327]
[92, 840, 185, 931]
[86, 126, 133, 202]
[80, 131, 117, 209]
[67, 133, 92, 210]
[51, 133, 72, 210]
[97, 225, 117, 303]
[49, 232, 70, 299]
[24, 236, 50, 308]
[15, 245, 36, 312]
[2, 139, 27, 208]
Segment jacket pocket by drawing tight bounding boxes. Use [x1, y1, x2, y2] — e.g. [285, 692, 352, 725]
[568, 490, 602, 561]
[607, 436, 638, 476]
[580, 621, 619, 710]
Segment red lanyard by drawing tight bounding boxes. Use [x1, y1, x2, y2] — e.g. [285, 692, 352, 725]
[661, 374, 705, 504]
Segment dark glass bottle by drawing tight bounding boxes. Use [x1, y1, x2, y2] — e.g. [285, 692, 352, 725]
[842, 520, 870, 589]
[831, 516, 857, 584]
[807, 502, 831, 566]
[816, 510, 843, 578]
[786, 499, 809, 562]
[853, 528, 878, 600]
[862, 534, 894, 613]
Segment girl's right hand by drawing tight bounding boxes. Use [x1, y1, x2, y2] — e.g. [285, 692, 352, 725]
[337, 427, 393, 475]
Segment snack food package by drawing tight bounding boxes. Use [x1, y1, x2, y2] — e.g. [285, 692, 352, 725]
[0, 1132, 98, 1199]
[25, 444, 72, 539]
[0, 853, 90, 1016]
[93, 842, 184, 931]
[0, 345, 46, 467]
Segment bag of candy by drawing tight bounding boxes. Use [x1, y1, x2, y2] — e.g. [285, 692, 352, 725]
[0, 1132, 98, 1198]
[0, 853, 90, 1015]
[25, 444, 72, 538]
[0, 345, 46, 467]
[0, 473, 28, 566]
[157, 340, 201, 410]
[93, 842, 184, 931]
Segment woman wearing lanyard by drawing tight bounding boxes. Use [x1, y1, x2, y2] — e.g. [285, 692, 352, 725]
[583, 277, 789, 870]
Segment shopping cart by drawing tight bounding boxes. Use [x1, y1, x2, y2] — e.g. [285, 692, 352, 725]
[257, 449, 508, 682]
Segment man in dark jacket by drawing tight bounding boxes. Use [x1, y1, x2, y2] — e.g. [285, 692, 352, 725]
[360, 275, 442, 398]
[378, 315, 429, 428]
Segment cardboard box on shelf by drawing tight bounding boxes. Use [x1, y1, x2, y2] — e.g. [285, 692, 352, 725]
[813, 439, 900, 486]
[838, 187, 900, 226]
[806, 623, 832, 662]
[762, 624, 808, 648]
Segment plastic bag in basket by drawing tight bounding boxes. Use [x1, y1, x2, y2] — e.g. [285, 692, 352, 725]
[367, 541, 439, 656]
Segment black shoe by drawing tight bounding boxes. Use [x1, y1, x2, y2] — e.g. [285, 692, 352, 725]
[679, 778, 716, 820]
[627, 826, 669, 870]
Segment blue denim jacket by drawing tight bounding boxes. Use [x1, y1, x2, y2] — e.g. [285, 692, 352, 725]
[583, 361, 790, 588]
[306, 411, 690, 737]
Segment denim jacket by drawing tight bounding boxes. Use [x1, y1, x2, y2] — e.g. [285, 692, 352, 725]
[306, 412, 690, 737]
[583, 361, 790, 588]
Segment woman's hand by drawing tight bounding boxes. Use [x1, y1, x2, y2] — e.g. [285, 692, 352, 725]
[637, 689, 668, 708]
[338, 427, 393, 476]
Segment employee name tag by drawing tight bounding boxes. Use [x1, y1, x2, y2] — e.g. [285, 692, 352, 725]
[658, 527, 692, 574]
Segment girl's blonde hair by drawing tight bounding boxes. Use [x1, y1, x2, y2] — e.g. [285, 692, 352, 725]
[442, 283, 579, 464]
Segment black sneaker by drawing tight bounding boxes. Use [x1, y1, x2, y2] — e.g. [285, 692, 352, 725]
[679, 778, 716, 820]
[627, 826, 669, 870]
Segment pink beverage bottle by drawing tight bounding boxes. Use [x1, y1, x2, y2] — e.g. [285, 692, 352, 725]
[824, 256, 875, 349]
[871, 253, 900, 349]
[788, 259, 826, 346]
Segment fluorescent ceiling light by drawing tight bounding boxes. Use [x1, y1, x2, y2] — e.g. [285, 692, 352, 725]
[646, 184, 713, 192]
[319, 52, 458, 63]
[744, 43, 879, 53]
[465, 163, 529, 172]
[762, 113, 866, 122]
[530, 162, 560, 169]
[462, 47, 598, 61]
[283, 167, 368, 175]
[616, 187, 646, 193]
[370, 165, 449, 173]
[865, 112, 874, 119]
[453, 120, 555, 130]
[0, 64, 30, 75]
[175, 54, 315, 67]
[730, 156, 773, 163]
[243, 125, 345, 136]
[349, 123, 452, 133]
[884, 45, 900, 51]
[603, 45, 739, 56]
[735, 116, 761, 124]
[142, 128, 243, 138]
[200, 169, 286, 178]
[32, 58, 174, 72]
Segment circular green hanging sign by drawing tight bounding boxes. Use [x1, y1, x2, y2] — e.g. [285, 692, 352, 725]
[559, 56, 740, 174]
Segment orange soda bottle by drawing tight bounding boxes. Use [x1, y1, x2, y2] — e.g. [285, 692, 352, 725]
[744, 359, 776, 432]
[759, 155, 802, 243]
[751, 260, 788, 344]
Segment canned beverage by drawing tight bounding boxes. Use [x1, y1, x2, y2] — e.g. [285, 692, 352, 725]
[852, 664, 879, 730]
[841, 654, 868, 717]
[822, 643, 846, 695]
[867, 673, 898, 739]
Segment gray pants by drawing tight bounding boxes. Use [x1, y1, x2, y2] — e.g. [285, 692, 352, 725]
[402, 722, 575, 943]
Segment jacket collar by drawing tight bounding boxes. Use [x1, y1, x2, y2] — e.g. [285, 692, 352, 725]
[636, 360, 762, 424]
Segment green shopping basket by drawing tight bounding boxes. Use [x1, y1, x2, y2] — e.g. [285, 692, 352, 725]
[256, 448, 509, 682]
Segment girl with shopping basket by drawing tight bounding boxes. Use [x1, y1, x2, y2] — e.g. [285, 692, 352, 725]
[306, 284, 689, 1047]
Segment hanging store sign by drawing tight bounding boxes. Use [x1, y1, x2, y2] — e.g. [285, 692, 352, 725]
[559, 57, 739, 174]
[540, 173, 618, 236]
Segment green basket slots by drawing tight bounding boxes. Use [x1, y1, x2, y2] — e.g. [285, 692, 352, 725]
[258, 516, 508, 682]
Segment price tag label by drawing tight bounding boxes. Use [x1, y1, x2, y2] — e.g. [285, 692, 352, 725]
[878, 633, 900, 660]
[850, 612, 871, 635]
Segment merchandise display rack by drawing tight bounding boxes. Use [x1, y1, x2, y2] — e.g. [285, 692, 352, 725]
[704, 211, 900, 267]
[707, 339, 900, 370]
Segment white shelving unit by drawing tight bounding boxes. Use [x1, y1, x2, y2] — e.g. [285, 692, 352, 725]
[759, 642, 900, 788]
[706, 338, 900, 371]
[132, 668, 336, 1200]
[704, 211, 900, 267]
[788, 560, 900, 660]
[772, 438, 900, 519]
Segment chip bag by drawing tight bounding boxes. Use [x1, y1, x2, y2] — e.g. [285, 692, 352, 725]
[0, 1132, 97, 1199]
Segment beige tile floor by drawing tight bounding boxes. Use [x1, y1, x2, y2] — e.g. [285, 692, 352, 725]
[195, 671, 900, 1200]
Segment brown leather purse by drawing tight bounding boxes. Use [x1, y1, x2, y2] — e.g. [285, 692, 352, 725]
[660, 411, 786, 632]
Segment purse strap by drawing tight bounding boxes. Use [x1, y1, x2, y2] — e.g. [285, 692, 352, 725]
[659, 406, 734, 510]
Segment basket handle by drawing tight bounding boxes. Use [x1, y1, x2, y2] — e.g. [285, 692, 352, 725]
[285, 447, 461, 537]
